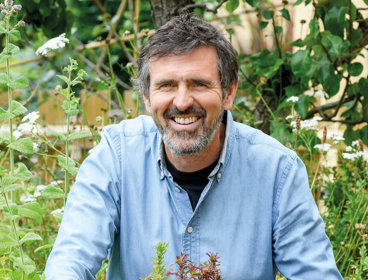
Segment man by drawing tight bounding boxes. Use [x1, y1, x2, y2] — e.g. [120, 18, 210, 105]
[45, 14, 342, 279]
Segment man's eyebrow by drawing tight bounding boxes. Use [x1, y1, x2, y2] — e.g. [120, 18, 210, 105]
[153, 79, 176, 87]
[190, 78, 214, 86]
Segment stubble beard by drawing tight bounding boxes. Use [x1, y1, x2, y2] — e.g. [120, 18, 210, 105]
[154, 104, 225, 155]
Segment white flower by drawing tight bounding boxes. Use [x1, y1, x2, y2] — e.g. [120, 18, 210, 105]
[342, 153, 355, 160]
[36, 33, 69, 56]
[342, 151, 367, 161]
[346, 146, 353, 152]
[51, 207, 64, 216]
[20, 193, 36, 203]
[352, 140, 360, 147]
[314, 90, 324, 98]
[13, 130, 22, 139]
[22, 111, 39, 124]
[17, 122, 35, 134]
[285, 115, 294, 121]
[314, 143, 331, 152]
[286, 96, 299, 103]
[33, 142, 39, 152]
[49, 180, 63, 186]
[330, 133, 344, 144]
[303, 90, 314, 96]
[312, 116, 323, 121]
[34, 184, 47, 197]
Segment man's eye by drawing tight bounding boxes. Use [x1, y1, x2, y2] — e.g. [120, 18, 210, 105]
[194, 82, 206, 87]
[159, 83, 172, 89]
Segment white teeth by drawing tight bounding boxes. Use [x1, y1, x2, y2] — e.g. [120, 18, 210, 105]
[174, 116, 198, 124]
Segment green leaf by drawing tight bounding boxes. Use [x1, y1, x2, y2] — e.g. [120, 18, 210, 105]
[289, 39, 304, 47]
[0, 174, 17, 186]
[3, 184, 23, 193]
[0, 131, 10, 142]
[348, 63, 363, 76]
[0, 25, 6, 35]
[34, 244, 53, 253]
[0, 73, 7, 85]
[56, 75, 70, 85]
[10, 100, 27, 117]
[259, 21, 269, 30]
[225, 0, 239, 13]
[293, 0, 303, 5]
[280, 8, 290, 21]
[0, 107, 13, 121]
[321, 33, 349, 61]
[245, 0, 257, 6]
[14, 163, 33, 181]
[0, 52, 10, 64]
[275, 26, 283, 34]
[47, 130, 67, 141]
[7, 76, 29, 89]
[8, 30, 21, 42]
[0, 236, 17, 250]
[309, 18, 319, 38]
[8, 138, 34, 154]
[8, 43, 20, 55]
[62, 100, 79, 115]
[57, 155, 78, 176]
[18, 202, 43, 221]
[20, 233, 42, 245]
[290, 50, 312, 76]
[69, 131, 91, 140]
[324, 6, 346, 37]
[40, 185, 65, 199]
[294, 94, 310, 119]
[10, 252, 36, 275]
[262, 9, 274, 20]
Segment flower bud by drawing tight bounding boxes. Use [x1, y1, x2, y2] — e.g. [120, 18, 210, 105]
[12, 4, 21, 11]
[1, 9, 8, 15]
[18, 20, 25, 27]
[0, 3, 4, 9]
[5, 0, 13, 8]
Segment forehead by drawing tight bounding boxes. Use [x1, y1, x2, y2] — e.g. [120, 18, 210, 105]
[149, 46, 220, 82]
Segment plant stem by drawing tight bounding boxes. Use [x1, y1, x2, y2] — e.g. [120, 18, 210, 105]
[64, 70, 72, 206]
[5, 15, 25, 280]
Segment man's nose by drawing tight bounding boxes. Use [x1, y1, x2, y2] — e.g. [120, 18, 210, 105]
[172, 85, 194, 111]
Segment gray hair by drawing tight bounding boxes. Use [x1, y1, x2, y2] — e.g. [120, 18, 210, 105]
[137, 14, 238, 96]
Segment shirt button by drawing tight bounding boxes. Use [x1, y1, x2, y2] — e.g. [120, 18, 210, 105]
[187, 226, 193, 233]
[217, 172, 222, 179]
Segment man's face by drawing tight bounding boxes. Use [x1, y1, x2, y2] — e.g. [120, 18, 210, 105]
[143, 46, 236, 155]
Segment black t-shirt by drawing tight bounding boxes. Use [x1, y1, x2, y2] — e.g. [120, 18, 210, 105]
[165, 154, 218, 210]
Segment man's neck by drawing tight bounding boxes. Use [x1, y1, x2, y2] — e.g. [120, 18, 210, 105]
[165, 123, 226, 172]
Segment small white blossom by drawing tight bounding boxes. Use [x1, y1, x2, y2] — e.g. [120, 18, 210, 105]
[313, 116, 323, 121]
[17, 122, 36, 134]
[291, 117, 321, 131]
[330, 133, 344, 144]
[36, 33, 69, 56]
[286, 96, 299, 103]
[33, 142, 39, 152]
[49, 180, 63, 186]
[314, 143, 331, 152]
[346, 146, 353, 152]
[285, 115, 294, 121]
[51, 207, 64, 216]
[342, 151, 367, 161]
[22, 111, 39, 124]
[34, 184, 47, 197]
[13, 130, 22, 139]
[352, 140, 360, 147]
[314, 90, 324, 98]
[20, 193, 36, 203]
[303, 90, 314, 96]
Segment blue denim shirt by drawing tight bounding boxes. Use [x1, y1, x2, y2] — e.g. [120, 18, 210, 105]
[45, 111, 342, 279]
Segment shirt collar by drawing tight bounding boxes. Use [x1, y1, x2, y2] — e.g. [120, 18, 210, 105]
[157, 110, 233, 180]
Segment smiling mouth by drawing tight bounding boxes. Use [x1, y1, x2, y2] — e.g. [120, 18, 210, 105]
[173, 116, 200, 125]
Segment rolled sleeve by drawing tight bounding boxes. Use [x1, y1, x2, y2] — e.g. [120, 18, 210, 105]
[272, 156, 343, 279]
[45, 129, 121, 280]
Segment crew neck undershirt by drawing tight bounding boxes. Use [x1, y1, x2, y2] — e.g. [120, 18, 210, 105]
[165, 154, 218, 210]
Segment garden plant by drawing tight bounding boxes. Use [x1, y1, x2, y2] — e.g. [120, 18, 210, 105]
[0, 0, 367, 279]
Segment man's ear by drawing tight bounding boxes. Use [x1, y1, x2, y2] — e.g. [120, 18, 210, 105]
[142, 92, 151, 113]
[223, 79, 239, 110]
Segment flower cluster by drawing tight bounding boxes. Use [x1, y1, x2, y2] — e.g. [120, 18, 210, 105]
[0, 0, 21, 16]
[290, 115, 322, 131]
[342, 140, 367, 161]
[303, 89, 324, 98]
[14, 111, 39, 138]
[329, 133, 345, 144]
[314, 143, 331, 152]
[36, 33, 69, 56]
[286, 96, 299, 103]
